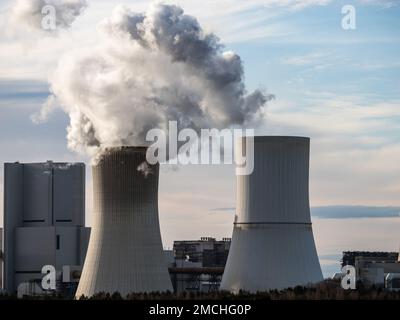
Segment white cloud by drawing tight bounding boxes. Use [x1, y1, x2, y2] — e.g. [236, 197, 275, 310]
[260, 95, 400, 206]
[282, 52, 333, 66]
[262, 0, 331, 10]
[6, 0, 88, 32]
[281, 51, 354, 71]
[358, 0, 400, 8]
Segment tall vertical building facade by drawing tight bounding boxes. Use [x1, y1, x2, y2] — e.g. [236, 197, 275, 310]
[3, 161, 90, 294]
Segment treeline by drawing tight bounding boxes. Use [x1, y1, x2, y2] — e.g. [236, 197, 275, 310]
[2, 280, 400, 300]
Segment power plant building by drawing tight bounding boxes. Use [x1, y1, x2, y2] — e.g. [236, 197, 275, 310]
[76, 147, 172, 297]
[174, 237, 231, 268]
[171, 237, 231, 293]
[221, 136, 323, 292]
[342, 252, 400, 288]
[2, 161, 90, 294]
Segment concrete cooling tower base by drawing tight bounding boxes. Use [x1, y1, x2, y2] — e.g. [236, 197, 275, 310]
[220, 224, 322, 292]
[75, 147, 172, 298]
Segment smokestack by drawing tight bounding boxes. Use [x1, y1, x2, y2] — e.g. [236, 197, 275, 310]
[76, 147, 172, 297]
[220, 136, 323, 292]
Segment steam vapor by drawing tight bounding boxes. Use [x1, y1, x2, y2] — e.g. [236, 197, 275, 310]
[8, 0, 87, 31]
[45, 3, 273, 158]
[137, 161, 154, 178]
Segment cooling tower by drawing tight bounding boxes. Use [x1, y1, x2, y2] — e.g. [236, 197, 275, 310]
[76, 147, 172, 297]
[220, 136, 323, 293]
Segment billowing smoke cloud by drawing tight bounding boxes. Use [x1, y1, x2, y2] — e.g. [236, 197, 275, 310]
[47, 3, 273, 158]
[8, 0, 87, 31]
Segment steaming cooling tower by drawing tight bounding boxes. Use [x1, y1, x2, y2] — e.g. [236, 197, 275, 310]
[220, 136, 323, 293]
[76, 147, 172, 297]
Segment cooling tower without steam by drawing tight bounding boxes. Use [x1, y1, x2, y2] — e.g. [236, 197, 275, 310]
[76, 147, 172, 297]
[220, 136, 323, 292]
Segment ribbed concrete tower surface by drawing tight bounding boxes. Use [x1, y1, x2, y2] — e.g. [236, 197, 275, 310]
[76, 147, 172, 297]
[220, 136, 323, 293]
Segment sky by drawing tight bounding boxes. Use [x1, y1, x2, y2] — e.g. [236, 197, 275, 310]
[0, 0, 399, 277]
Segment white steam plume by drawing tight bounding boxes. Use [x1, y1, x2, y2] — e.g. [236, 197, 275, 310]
[47, 3, 274, 158]
[137, 161, 154, 178]
[31, 94, 58, 124]
[8, 0, 87, 31]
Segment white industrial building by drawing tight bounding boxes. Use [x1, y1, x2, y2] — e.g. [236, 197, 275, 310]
[2, 161, 90, 295]
[76, 147, 172, 297]
[221, 136, 323, 292]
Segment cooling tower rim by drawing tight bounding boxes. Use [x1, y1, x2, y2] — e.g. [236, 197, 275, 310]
[102, 146, 148, 153]
[4, 161, 84, 166]
[95, 146, 150, 163]
[104, 145, 148, 149]
[239, 136, 310, 143]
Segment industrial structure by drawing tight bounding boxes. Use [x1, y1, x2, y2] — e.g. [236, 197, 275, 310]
[2, 161, 90, 295]
[174, 237, 231, 268]
[221, 136, 323, 292]
[342, 251, 399, 267]
[75, 147, 173, 297]
[341, 251, 400, 289]
[169, 237, 231, 293]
